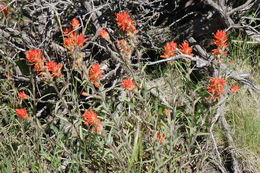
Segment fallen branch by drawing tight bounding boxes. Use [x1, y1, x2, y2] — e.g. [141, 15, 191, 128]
[209, 96, 228, 173]
[220, 113, 241, 173]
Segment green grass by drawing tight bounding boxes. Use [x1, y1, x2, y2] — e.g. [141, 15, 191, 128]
[227, 33, 260, 153]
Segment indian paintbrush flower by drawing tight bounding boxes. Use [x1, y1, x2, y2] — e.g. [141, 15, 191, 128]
[122, 77, 137, 91]
[16, 108, 28, 119]
[26, 49, 46, 72]
[161, 41, 178, 59]
[71, 18, 80, 29]
[180, 41, 193, 56]
[82, 109, 103, 132]
[207, 77, 226, 101]
[116, 11, 137, 34]
[99, 29, 110, 40]
[18, 91, 28, 100]
[89, 64, 103, 88]
[212, 30, 229, 58]
[231, 84, 240, 93]
[46, 61, 63, 77]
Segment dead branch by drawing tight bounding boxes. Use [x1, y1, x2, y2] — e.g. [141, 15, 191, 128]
[210, 96, 228, 173]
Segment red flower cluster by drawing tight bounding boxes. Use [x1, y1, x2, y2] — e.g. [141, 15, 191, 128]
[18, 91, 28, 100]
[99, 29, 110, 40]
[180, 41, 193, 56]
[26, 49, 46, 72]
[122, 77, 137, 91]
[160, 41, 177, 59]
[160, 41, 194, 63]
[212, 30, 229, 57]
[26, 49, 63, 78]
[46, 61, 63, 77]
[64, 33, 89, 50]
[16, 108, 28, 119]
[71, 18, 80, 29]
[207, 78, 226, 101]
[63, 18, 89, 52]
[82, 109, 103, 132]
[89, 64, 103, 88]
[116, 11, 137, 34]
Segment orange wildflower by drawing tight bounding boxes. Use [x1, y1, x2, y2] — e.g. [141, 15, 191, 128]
[71, 18, 80, 29]
[231, 84, 240, 93]
[63, 17, 90, 52]
[46, 61, 63, 77]
[77, 33, 88, 47]
[99, 29, 110, 40]
[157, 132, 166, 144]
[161, 41, 178, 59]
[213, 30, 229, 48]
[212, 30, 229, 57]
[180, 41, 193, 56]
[26, 49, 43, 63]
[64, 33, 89, 50]
[89, 64, 103, 88]
[116, 11, 137, 34]
[16, 108, 28, 119]
[82, 109, 103, 132]
[18, 91, 28, 100]
[122, 77, 137, 91]
[26, 49, 46, 72]
[207, 78, 226, 101]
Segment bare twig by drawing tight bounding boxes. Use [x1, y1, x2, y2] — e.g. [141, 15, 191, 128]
[227, 0, 256, 15]
[219, 109, 242, 173]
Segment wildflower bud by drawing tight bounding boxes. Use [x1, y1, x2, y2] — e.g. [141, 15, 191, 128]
[231, 84, 240, 93]
[122, 77, 137, 91]
[212, 30, 229, 58]
[116, 11, 137, 34]
[81, 92, 87, 96]
[71, 18, 80, 29]
[89, 64, 103, 88]
[207, 78, 226, 101]
[82, 109, 103, 133]
[161, 41, 177, 59]
[99, 29, 110, 40]
[18, 91, 29, 100]
[180, 41, 193, 56]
